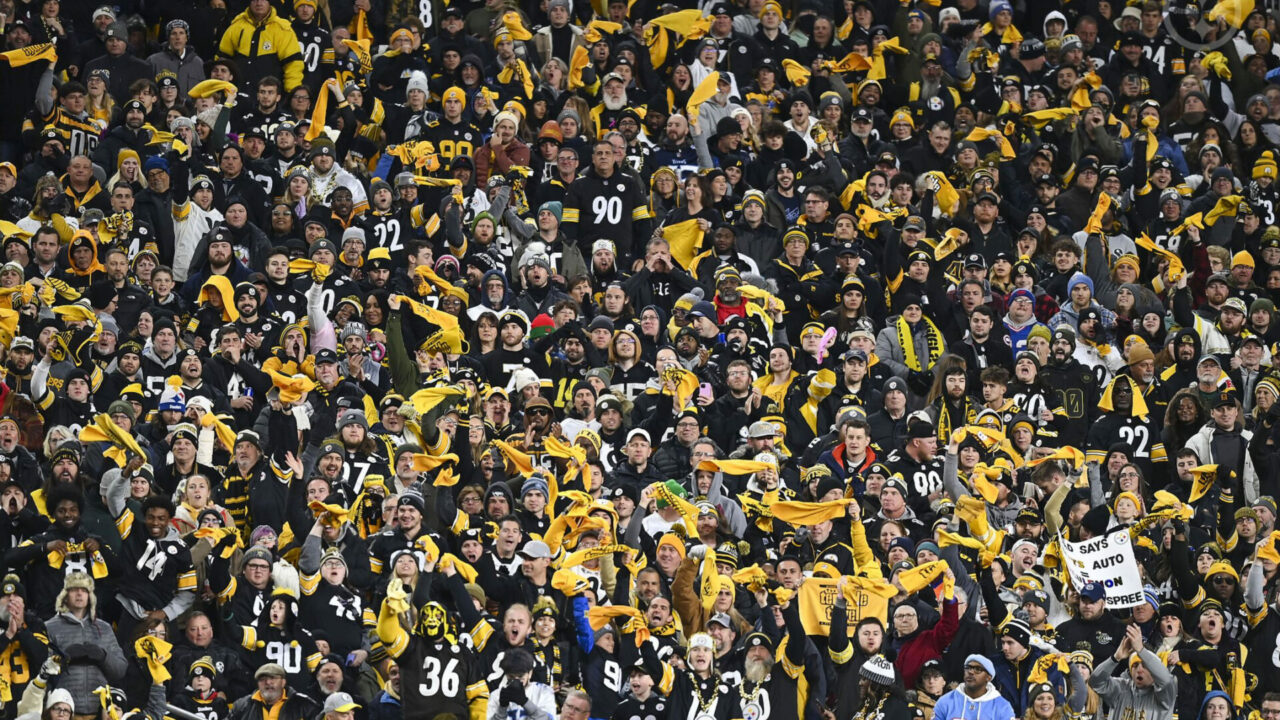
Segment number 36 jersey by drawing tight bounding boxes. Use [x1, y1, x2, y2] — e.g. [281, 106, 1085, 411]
[395, 638, 489, 720]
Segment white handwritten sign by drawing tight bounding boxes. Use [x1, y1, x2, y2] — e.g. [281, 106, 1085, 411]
[1059, 530, 1145, 607]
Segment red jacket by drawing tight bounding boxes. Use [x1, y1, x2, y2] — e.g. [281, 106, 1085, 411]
[894, 598, 959, 688]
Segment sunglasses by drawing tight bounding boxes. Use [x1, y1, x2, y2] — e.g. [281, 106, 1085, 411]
[527, 407, 550, 417]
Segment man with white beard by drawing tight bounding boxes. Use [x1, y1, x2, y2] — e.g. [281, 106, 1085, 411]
[732, 601, 825, 720]
[908, 54, 961, 129]
[591, 74, 629, 141]
[695, 75, 745, 131]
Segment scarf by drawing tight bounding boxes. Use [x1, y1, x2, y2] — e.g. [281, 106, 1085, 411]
[135, 636, 173, 683]
[936, 395, 977, 444]
[896, 315, 944, 371]
[48, 542, 109, 578]
[772, 498, 855, 525]
[0, 42, 56, 67]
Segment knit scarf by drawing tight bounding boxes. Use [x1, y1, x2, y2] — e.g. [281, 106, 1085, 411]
[935, 396, 977, 444]
[896, 315, 944, 371]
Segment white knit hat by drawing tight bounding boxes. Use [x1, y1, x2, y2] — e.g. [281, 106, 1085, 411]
[405, 71, 429, 99]
[46, 689, 75, 714]
[859, 654, 896, 686]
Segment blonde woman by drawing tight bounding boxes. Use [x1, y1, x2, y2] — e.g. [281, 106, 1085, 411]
[85, 70, 114, 129]
[280, 167, 312, 219]
[107, 149, 143, 192]
[172, 474, 233, 535]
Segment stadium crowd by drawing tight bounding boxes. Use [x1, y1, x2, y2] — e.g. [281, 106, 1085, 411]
[2, 0, 1280, 719]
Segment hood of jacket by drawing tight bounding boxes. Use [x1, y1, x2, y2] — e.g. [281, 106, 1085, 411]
[64, 230, 105, 276]
[198, 275, 240, 323]
[1197, 690, 1234, 720]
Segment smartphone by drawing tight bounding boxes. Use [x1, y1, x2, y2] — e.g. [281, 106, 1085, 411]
[698, 383, 713, 402]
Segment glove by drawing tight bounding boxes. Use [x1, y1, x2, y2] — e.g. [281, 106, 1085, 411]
[506, 682, 528, 707]
[688, 544, 707, 560]
[63, 644, 89, 661]
[39, 655, 61, 679]
[82, 645, 106, 664]
[43, 194, 66, 216]
[906, 368, 934, 396]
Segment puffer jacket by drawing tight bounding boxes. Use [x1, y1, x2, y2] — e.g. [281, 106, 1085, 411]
[45, 612, 127, 712]
[216, 8, 304, 91]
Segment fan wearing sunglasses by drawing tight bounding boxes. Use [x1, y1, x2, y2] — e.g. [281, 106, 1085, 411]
[506, 395, 563, 478]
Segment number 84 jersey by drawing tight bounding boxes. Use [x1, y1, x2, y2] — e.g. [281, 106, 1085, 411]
[396, 638, 489, 720]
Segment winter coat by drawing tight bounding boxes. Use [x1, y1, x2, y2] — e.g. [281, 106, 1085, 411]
[1185, 423, 1259, 502]
[892, 598, 959, 688]
[45, 611, 127, 712]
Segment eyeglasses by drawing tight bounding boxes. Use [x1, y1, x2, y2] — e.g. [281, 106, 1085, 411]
[964, 665, 987, 673]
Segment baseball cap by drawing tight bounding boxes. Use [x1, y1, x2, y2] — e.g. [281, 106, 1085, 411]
[517, 540, 552, 559]
[322, 693, 361, 714]
[1078, 581, 1105, 602]
[707, 612, 733, 628]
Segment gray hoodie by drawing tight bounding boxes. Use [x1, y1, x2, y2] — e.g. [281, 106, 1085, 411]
[1088, 649, 1177, 720]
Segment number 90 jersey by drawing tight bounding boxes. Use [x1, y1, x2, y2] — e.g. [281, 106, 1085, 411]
[395, 637, 490, 720]
[885, 450, 945, 501]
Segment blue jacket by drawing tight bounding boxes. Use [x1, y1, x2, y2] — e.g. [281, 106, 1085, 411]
[993, 646, 1065, 716]
[1121, 134, 1189, 176]
[367, 691, 401, 720]
[932, 685, 1016, 720]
